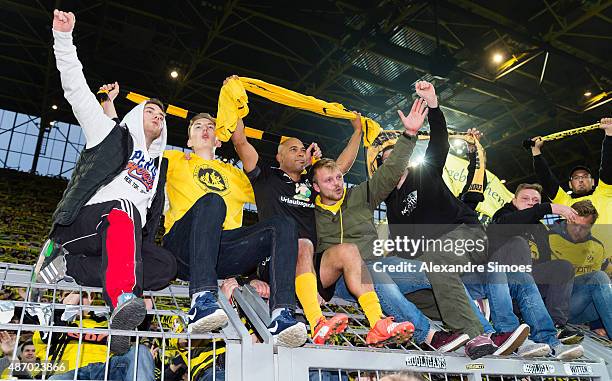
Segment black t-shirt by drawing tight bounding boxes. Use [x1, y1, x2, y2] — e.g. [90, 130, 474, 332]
[247, 160, 317, 244]
[385, 167, 479, 240]
[384, 107, 479, 240]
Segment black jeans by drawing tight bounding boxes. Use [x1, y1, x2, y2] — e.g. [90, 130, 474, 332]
[52, 200, 177, 309]
[163, 193, 298, 311]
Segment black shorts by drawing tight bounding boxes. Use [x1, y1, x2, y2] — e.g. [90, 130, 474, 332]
[314, 251, 337, 302]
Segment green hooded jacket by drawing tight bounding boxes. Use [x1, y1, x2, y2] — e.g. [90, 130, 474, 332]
[315, 134, 416, 260]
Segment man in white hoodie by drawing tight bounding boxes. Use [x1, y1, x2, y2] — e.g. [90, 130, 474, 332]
[33, 10, 177, 355]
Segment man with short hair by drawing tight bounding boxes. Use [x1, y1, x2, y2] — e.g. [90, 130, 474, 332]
[230, 72, 363, 344]
[310, 98, 429, 346]
[484, 183, 584, 359]
[34, 10, 176, 355]
[162, 112, 307, 347]
[542, 200, 611, 339]
[531, 118, 611, 268]
[18, 341, 37, 364]
[378, 82, 532, 359]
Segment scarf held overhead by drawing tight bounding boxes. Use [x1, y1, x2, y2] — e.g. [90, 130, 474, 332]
[215, 77, 382, 147]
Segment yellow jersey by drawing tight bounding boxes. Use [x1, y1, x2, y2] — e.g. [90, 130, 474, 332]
[164, 150, 254, 232]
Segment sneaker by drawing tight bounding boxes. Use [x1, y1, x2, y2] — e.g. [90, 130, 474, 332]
[268, 309, 307, 347]
[429, 331, 470, 352]
[33, 239, 72, 284]
[553, 343, 584, 360]
[556, 325, 584, 344]
[187, 292, 229, 334]
[109, 293, 147, 354]
[517, 339, 551, 357]
[491, 323, 530, 355]
[312, 314, 349, 345]
[464, 334, 497, 360]
[365, 317, 415, 347]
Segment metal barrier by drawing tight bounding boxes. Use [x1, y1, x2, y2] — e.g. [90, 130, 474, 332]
[0, 262, 610, 381]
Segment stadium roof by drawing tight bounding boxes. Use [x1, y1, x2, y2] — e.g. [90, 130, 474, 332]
[1, 0, 611, 186]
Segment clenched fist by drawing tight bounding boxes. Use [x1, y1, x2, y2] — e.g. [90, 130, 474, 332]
[52, 9, 75, 33]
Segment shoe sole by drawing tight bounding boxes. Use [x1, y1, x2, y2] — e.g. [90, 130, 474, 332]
[466, 343, 497, 360]
[560, 334, 584, 345]
[109, 298, 147, 354]
[313, 316, 349, 345]
[188, 309, 229, 334]
[494, 324, 530, 355]
[556, 345, 584, 361]
[33, 240, 52, 281]
[437, 333, 470, 353]
[274, 322, 308, 348]
[518, 345, 552, 358]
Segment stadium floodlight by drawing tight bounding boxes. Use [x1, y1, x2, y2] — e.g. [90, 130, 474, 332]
[170, 70, 179, 79]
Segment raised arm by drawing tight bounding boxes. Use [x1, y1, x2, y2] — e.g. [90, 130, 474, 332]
[362, 98, 425, 207]
[99, 82, 120, 120]
[231, 116, 259, 173]
[416, 81, 448, 173]
[530, 137, 562, 200]
[599, 118, 612, 185]
[335, 112, 363, 174]
[52, 10, 115, 149]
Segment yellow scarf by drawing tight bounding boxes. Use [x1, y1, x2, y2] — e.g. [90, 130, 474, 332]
[315, 188, 346, 215]
[215, 77, 381, 146]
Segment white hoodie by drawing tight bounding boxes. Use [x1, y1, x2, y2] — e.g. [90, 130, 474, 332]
[53, 29, 167, 227]
[85, 102, 167, 226]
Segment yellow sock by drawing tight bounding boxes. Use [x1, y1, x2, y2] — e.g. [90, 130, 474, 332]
[358, 291, 383, 328]
[295, 273, 324, 334]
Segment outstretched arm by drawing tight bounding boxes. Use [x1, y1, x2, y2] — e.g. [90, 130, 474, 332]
[335, 112, 363, 174]
[99, 82, 120, 120]
[231, 116, 259, 173]
[416, 81, 448, 173]
[599, 118, 612, 185]
[364, 98, 425, 207]
[531, 137, 562, 200]
[52, 10, 115, 148]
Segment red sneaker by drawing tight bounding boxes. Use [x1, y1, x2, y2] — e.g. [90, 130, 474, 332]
[366, 317, 414, 346]
[312, 314, 349, 345]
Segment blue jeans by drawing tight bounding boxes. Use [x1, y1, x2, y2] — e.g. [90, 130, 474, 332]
[485, 270, 559, 346]
[164, 193, 298, 311]
[49, 345, 154, 381]
[568, 271, 612, 339]
[335, 257, 493, 343]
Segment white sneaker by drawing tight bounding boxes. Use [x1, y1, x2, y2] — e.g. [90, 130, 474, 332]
[516, 338, 551, 357]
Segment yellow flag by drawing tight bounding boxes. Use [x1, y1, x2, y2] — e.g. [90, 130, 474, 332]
[442, 154, 513, 217]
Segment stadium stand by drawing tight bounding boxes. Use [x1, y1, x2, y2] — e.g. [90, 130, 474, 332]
[0, 169, 611, 380]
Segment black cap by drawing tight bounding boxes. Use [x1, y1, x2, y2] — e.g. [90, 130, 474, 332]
[569, 165, 592, 179]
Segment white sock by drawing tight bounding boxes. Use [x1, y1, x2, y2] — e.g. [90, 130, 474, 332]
[271, 308, 286, 321]
[191, 290, 211, 306]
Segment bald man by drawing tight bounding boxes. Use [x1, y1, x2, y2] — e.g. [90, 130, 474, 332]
[231, 100, 362, 344]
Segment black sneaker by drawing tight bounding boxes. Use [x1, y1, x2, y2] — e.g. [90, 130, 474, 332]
[556, 325, 584, 344]
[429, 331, 470, 352]
[109, 293, 147, 354]
[33, 239, 72, 284]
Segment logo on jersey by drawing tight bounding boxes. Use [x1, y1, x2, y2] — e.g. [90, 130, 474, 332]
[125, 150, 156, 191]
[401, 190, 418, 216]
[194, 165, 229, 195]
[294, 182, 312, 201]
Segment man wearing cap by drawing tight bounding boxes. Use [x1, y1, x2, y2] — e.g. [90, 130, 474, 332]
[531, 118, 611, 250]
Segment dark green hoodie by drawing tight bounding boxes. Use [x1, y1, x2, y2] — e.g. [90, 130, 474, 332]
[314, 134, 416, 260]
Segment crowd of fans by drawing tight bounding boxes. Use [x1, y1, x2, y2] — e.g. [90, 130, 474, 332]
[0, 8, 609, 381]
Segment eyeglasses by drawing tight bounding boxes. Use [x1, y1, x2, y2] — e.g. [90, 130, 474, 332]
[571, 175, 591, 181]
